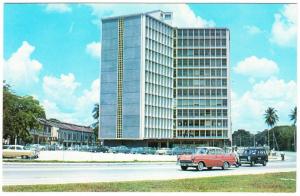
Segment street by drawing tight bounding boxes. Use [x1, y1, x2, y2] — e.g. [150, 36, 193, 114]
[2, 152, 296, 185]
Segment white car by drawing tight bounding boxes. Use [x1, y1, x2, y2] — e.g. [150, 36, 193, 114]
[3, 145, 39, 159]
[155, 148, 172, 155]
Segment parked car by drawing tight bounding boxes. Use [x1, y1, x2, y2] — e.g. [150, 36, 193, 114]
[130, 147, 145, 154]
[109, 146, 131, 154]
[155, 148, 172, 155]
[143, 147, 156, 155]
[239, 147, 268, 166]
[89, 145, 109, 153]
[171, 147, 185, 155]
[177, 147, 237, 171]
[3, 145, 39, 159]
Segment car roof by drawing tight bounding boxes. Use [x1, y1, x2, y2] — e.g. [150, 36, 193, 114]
[195, 147, 223, 150]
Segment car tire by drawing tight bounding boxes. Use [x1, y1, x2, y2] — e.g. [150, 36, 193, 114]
[197, 162, 205, 171]
[222, 162, 229, 170]
[250, 160, 255, 167]
[262, 160, 267, 166]
[181, 166, 188, 171]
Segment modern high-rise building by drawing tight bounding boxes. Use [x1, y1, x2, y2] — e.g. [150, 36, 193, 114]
[100, 10, 231, 148]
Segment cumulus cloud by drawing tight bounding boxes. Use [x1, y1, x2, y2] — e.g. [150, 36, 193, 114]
[86, 41, 101, 59]
[270, 4, 297, 47]
[87, 4, 215, 28]
[45, 4, 72, 13]
[244, 25, 262, 35]
[43, 73, 80, 109]
[42, 76, 99, 125]
[4, 41, 42, 88]
[232, 77, 297, 133]
[234, 56, 279, 78]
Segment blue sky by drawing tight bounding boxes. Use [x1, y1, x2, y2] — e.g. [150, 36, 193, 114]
[3, 3, 297, 133]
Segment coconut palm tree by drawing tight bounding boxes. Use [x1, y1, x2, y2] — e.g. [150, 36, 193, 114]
[92, 103, 99, 141]
[289, 106, 297, 126]
[264, 107, 279, 149]
[289, 106, 297, 151]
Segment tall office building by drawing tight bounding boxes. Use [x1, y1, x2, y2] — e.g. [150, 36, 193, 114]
[100, 10, 231, 147]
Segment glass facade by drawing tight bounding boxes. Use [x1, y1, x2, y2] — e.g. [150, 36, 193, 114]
[174, 28, 230, 139]
[144, 15, 174, 139]
[100, 11, 231, 145]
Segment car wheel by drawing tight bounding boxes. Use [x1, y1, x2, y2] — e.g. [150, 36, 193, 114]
[21, 155, 25, 159]
[181, 166, 188, 171]
[262, 160, 267, 166]
[197, 162, 205, 171]
[250, 160, 255, 167]
[222, 162, 229, 170]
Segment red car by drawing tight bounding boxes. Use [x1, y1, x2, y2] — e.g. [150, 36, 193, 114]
[177, 147, 237, 171]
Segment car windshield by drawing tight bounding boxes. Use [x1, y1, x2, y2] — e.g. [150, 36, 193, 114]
[194, 148, 208, 154]
[243, 149, 257, 155]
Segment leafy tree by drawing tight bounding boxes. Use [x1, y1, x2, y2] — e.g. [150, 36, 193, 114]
[289, 106, 297, 126]
[92, 103, 99, 142]
[232, 129, 254, 147]
[3, 82, 46, 144]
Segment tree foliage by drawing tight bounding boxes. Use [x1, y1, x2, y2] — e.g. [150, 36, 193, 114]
[264, 107, 279, 128]
[92, 103, 99, 140]
[3, 82, 46, 144]
[289, 106, 297, 126]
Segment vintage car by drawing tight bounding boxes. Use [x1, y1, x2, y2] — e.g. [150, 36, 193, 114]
[239, 147, 268, 166]
[177, 147, 237, 171]
[3, 145, 39, 159]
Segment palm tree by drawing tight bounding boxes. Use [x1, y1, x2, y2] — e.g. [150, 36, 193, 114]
[92, 103, 99, 142]
[264, 107, 279, 149]
[289, 106, 297, 151]
[289, 106, 297, 126]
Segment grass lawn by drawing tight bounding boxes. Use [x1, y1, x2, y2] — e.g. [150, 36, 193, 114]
[2, 171, 296, 192]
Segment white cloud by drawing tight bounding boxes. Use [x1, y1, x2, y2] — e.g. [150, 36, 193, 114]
[4, 41, 42, 88]
[86, 42, 101, 59]
[232, 77, 297, 133]
[43, 73, 80, 108]
[45, 4, 72, 13]
[234, 56, 279, 78]
[88, 4, 215, 28]
[270, 4, 297, 47]
[244, 25, 262, 35]
[42, 76, 99, 125]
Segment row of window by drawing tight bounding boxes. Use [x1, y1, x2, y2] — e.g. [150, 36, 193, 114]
[175, 129, 228, 138]
[177, 39, 226, 47]
[177, 68, 227, 77]
[177, 119, 228, 128]
[177, 89, 227, 97]
[145, 83, 173, 98]
[145, 60, 173, 78]
[59, 131, 92, 141]
[144, 128, 173, 139]
[146, 16, 173, 37]
[177, 49, 227, 57]
[144, 117, 173, 129]
[177, 79, 227, 87]
[146, 38, 173, 57]
[177, 99, 228, 108]
[177, 58, 227, 67]
[146, 28, 173, 47]
[146, 49, 173, 66]
[145, 71, 173, 87]
[177, 29, 227, 38]
[177, 109, 228, 118]
[145, 95, 173, 110]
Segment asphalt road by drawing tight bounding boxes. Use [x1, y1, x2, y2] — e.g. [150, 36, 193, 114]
[3, 152, 296, 185]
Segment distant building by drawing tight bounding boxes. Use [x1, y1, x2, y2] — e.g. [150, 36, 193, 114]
[100, 10, 231, 148]
[30, 119, 95, 147]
